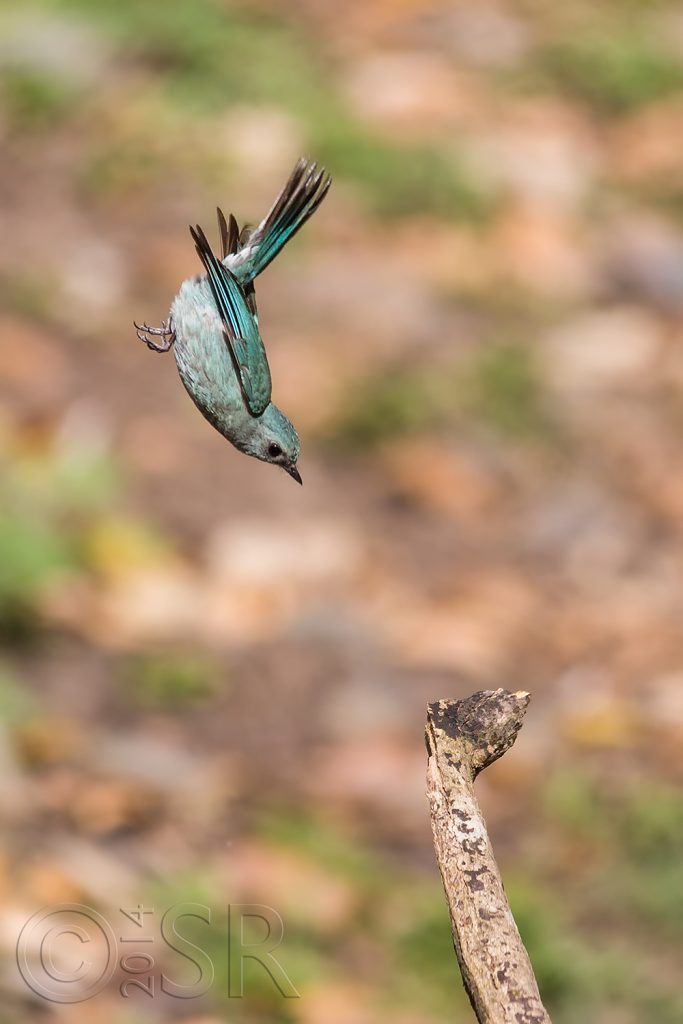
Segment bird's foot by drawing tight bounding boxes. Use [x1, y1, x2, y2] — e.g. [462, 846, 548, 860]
[134, 318, 176, 352]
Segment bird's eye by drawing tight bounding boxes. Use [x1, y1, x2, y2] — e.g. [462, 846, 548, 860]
[268, 442, 282, 458]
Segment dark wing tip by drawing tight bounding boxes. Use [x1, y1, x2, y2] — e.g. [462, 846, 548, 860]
[216, 206, 229, 260]
[190, 223, 222, 282]
[190, 222, 212, 253]
[218, 208, 241, 257]
[227, 213, 239, 255]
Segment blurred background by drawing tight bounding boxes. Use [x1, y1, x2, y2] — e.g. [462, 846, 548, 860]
[1, 0, 682, 1021]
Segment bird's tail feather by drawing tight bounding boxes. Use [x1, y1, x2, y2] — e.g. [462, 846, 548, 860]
[247, 158, 331, 278]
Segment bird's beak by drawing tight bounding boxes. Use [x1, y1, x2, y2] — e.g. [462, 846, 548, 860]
[285, 463, 303, 485]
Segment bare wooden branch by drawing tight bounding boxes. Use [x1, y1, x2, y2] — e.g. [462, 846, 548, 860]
[426, 689, 551, 1024]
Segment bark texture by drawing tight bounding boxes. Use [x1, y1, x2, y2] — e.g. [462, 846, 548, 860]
[426, 689, 551, 1024]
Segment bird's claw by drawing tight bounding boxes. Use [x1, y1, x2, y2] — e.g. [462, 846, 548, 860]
[134, 319, 176, 352]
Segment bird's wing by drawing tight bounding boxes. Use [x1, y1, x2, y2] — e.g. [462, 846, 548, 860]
[216, 206, 239, 261]
[225, 158, 331, 284]
[190, 224, 272, 417]
[217, 207, 259, 322]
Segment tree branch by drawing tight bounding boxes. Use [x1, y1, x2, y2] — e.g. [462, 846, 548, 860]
[426, 689, 551, 1024]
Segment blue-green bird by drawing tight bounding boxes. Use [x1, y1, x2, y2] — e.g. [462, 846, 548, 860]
[134, 158, 331, 484]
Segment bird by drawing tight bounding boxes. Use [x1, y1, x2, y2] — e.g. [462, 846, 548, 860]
[134, 158, 331, 484]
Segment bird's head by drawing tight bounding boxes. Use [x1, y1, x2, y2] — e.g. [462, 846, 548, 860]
[249, 404, 302, 484]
